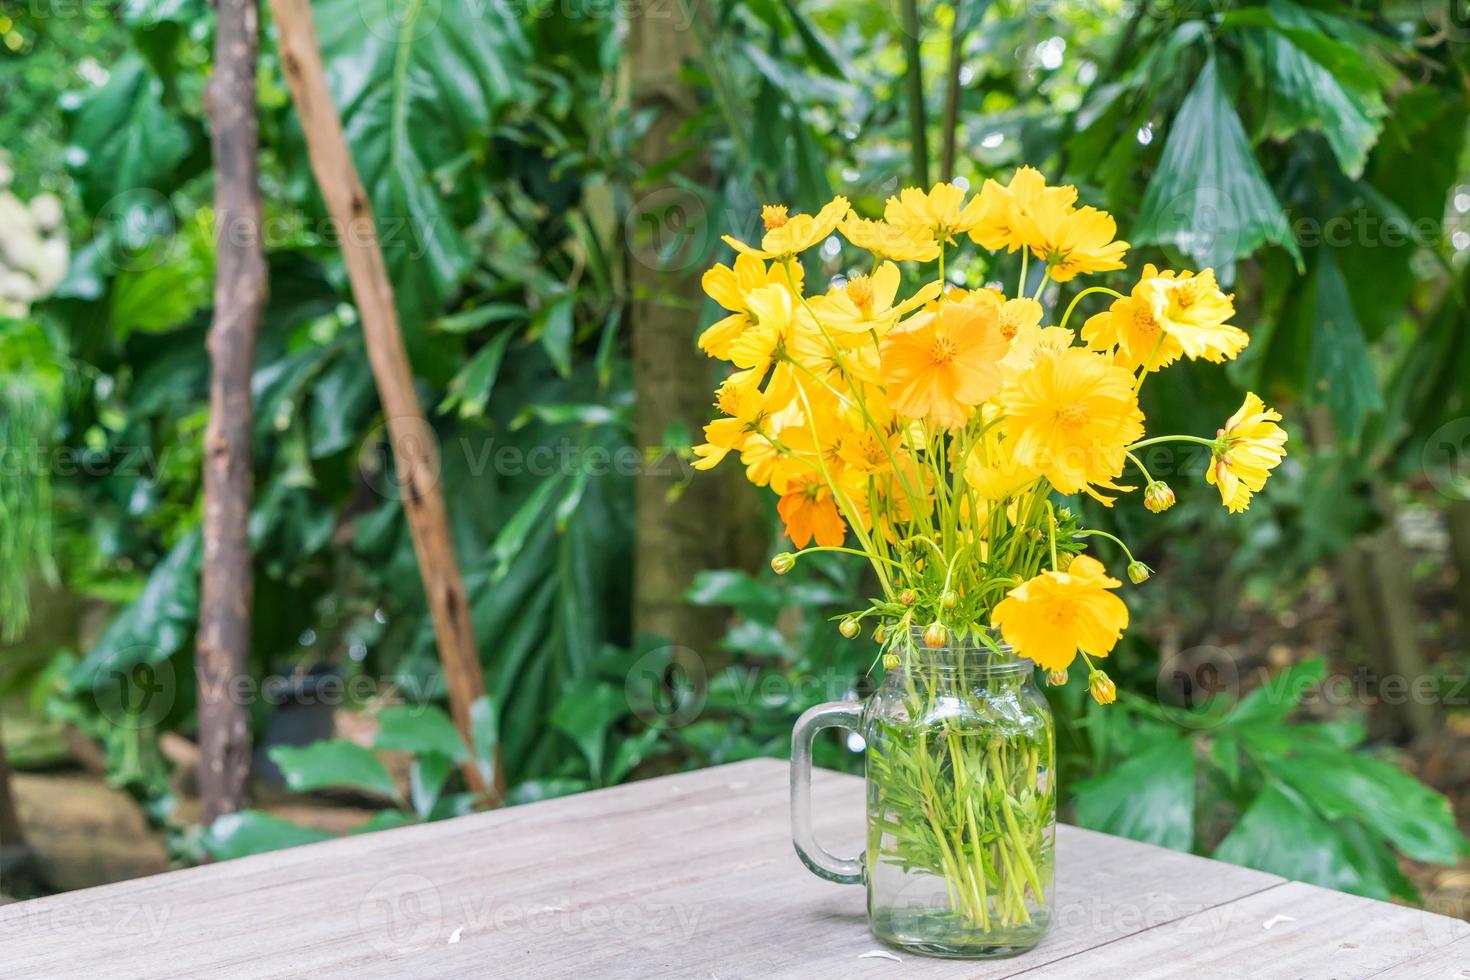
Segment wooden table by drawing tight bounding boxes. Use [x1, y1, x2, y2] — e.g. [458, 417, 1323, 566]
[3, 758, 1467, 978]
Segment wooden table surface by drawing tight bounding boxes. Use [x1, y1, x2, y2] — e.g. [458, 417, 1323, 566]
[3, 758, 1467, 979]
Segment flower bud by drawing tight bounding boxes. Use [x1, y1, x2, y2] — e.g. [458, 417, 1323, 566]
[1045, 669, 1069, 687]
[1054, 552, 1073, 572]
[872, 624, 887, 644]
[923, 622, 948, 649]
[940, 590, 958, 610]
[838, 617, 861, 639]
[898, 589, 916, 606]
[771, 552, 795, 575]
[882, 652, 901, 670]
[1089, 670, 1117, 706]
[1127, 561, 1152, 584]
[1144, 481, 1176, 514]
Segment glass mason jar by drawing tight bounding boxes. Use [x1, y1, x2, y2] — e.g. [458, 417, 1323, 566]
[791, 632, 1056, 958]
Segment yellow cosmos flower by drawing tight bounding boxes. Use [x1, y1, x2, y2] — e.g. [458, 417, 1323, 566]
[970, 166, 1074, 253]
[698, 255, 800, 359]
[809, 262, 942, 336]
[1000, 347, 1144, 497]
[1083, 265, 1248, 371]
[883, 182, 986, 245]
[739, 400, 807, 494]
[1149, 267, 1247, 363]
[1021, 192, 1129, 282]
[777, 475, 847, 548]
[691, 372, 765, 472]
[880, 302, 1008, 430]
[723, 197, 849, 260]
[1207, 392, 1287, 513]
[991, 555, 1129, 671]
[839, 215, 941, 262]
[963, 433, 1037, 502]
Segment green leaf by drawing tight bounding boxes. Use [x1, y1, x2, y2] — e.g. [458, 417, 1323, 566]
[409, 753, 452, 819]
[109, 233, 212, 339]
[1306, 252, 1383, 443]
[1224, 657, 1325, 729]
[64, 55, 196, 213]
[1213, 783, 1393, 897]
[374, 705, 467, 763]
[1073, 736, 1195, 851]
[685, 569, 784, 610]
[302, 0, 531, 330]
[534, 293, 575, 378]
[608, 728, 661, 785]
[551, 680, 630, 782]
[1257, 26, 1385, 178]
[468, 695, 499, 789]
[73, 530, 200, 685]
[507, 778, 591, 806]
[268, 740, 401, 802]
[204, 810, 334, 861]
[489, 476, 566, 581]
[1264, 747, 1468, 865]
[1133, 56, 1301, 271]
[439, 329, 513, 419]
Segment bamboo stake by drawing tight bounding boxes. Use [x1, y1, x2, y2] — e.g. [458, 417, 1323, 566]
[272, 0, 499, 801]
[197, 0, 267, 826]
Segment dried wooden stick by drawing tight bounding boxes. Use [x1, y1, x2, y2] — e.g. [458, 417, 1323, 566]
[272, 0, 500, 801]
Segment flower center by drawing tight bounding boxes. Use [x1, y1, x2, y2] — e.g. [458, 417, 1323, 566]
[1056, 403, 1088, 429]
[1174, 279, 1200, 308]
[846, 275, 875, 317]
[1132, 308, 1159, 336]
[761, 205, 789, 231]
[929, 335, 959, 365]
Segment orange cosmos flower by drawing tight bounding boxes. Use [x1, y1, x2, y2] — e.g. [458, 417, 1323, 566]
[777, 476, 847, 548]
[879, 302, 1008, 429]
[1206, 392, 1287, 513]
[1000, 347, 1144, 497]
[991, 555, 1129, 671]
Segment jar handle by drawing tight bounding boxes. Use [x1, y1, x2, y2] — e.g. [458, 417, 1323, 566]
[790, 701, 865, 885]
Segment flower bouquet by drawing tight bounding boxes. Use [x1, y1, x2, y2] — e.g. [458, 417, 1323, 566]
[694, 168, 1288, 957]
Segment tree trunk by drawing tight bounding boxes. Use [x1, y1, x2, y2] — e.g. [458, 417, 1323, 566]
[273, 0, 499, 802]
[1446, 499, 1470, 620]
[1360, 492, 1437, 743]
[197, 0, 266, 827]
[627, 1, 742, 657]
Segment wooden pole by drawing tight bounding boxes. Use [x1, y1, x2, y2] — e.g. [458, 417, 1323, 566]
[197, 0, 267, 826]
[272, 0, 498, 802]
